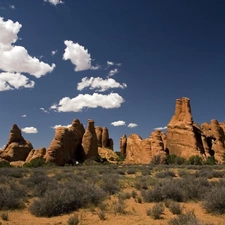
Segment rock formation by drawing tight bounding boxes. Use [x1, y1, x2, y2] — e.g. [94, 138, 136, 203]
[120, 134, 127, 155]
[201, 120, 225, 162]
[95, 126, 103, 147]
[166, 97, 209, 158]
[0, 124, 33, 161]
[82, 119, 98, 160]
[102, 127, 109, 148]
[44, 119, 85, 166]
[125, 131, 166, 164]
[26, 147, 46, 162]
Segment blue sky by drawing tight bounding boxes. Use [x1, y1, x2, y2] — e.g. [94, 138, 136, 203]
[0, 0, 225, 151]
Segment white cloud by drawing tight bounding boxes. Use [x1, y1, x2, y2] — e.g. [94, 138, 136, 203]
[111, 120, 126, 126]
[44, 0, 63, 6]
[40, 107, 49, 113]
[77, 77, 127, 92]
[51, 50, 58, 55]
[107, 61, 114, 66]
[0, 72, 35, 91]
[154, 126, 167, 131]
[108, 68, 119, 77]
[51, 93, 124, 112]
[22, 127, 38, 134]
[63, 40, 93, 72]
[51, 124, 71, 129]
[9, 5, 15, 9]
[22, 114, 27, 118]
[0, 17, 55, 78]
[128, 123, 138, 128]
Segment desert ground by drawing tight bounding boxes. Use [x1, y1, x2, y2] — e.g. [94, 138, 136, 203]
[1, 164, 225, 225]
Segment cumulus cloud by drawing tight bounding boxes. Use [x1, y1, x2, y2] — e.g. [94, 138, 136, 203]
[51, 93, 124, 112]
[128, 123, 138, 128]
[22, 127, 38, 133]
[111, 120, 126, 126]
[154, 126, 167, 130]
[22, 114, 27, 118]
[108, 68, 119, 77]
[0, 17, 55, 79]
[44, 0, 63, 5]
[63, 40, 93, 72]
[51, 124, 71, 129]
[77, 77, 127, 92]
[107, 61, 121, 67]
[40, 107, 49, 113]
[51, 50, 58, 55]
[0, 72, 35, 91]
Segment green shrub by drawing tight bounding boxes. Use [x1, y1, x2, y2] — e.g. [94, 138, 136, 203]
[204, 156, 217, 165]
[166, 154, 186, 165]
[101, 174, 120, 195]
[155, 170, 176, 178]
[147, 203, 164, 220]
[23, 158, 46, 168]
[0, 160, 11, 167]
[186, 156, 203, 165]
[141, 186, 164, 202]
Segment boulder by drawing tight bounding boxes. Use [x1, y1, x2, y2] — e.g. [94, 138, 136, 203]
[44, 119, 85, 166]
[0, 124, 33, 161]
[82, 119, 98, 159]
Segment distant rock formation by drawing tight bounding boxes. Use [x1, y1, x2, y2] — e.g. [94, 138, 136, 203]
[120, 134, 127, 155]
[26, 147, 46, 162]
[0, 124, 33, 161]
[166, 97, 209, 158]
[125, 130, 166, 164]
[82, 119, 99, 160]
[95, 126, 103, 147]
[44, 119, 85, 166]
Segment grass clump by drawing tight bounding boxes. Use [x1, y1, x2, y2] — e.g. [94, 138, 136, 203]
[147, 203, 164, 220]
[113, 199, 126, 215]
[67, 214, 79, 225]
[1, 212, 8, 221]
[168, 201, 182, 215]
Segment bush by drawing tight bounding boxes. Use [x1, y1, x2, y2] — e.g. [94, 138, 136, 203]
[204, 156, 217, 165]
[113, 199, 126, 214]
[168, 211, 213, 225]
[98, 210, 106, 220]
[29, 181, 106, 217]
[0, 160, 11, 167]
[155, 170, 176, 178]
[168, 201, 182, 215]
[101, 174, 120, 195]
[203, 186, 225, 214]
[147, 203, 164, 220]
[141, 186, 164, 202]
[23, 158, 46, 168]
[151, 155, 163, 165]
[67, 214, 79, 225]
[126, 168, 136, 175]
[186, 156, 203, 165]
[1, 212, 8, 221]
[166, 154, 186, 165]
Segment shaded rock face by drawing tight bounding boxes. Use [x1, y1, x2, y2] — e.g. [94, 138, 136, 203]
[82, 119, 98, 159]
[44, 119, 85, 166]
[125, 131, 166, 164]
[94, 126, 113, 150]
[0, 124, 33, 162]
[201, 120, 225, 162]
[166, 97, 208, 158]
[120, 134, 127, 155]
[26, 147, 46, 163]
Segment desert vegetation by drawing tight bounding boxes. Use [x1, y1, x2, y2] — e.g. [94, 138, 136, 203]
[0, 162, 225, 224]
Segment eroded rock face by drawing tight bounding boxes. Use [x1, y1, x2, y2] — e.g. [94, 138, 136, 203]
[95, 126, 103, 147]
[26, 147, 46, 163]
[0, 124, 33, 161]
[120, 134, 127, 155]
[82, 119, 98, 159]
[102, 127, 109, 148]
[44, 119, 85, 166]
[166, 97, 207, 158]
[201, 120, 225, 162]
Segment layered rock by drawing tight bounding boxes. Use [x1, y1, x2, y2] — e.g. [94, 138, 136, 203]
[82, 119, 98, 159]
[120, 134, 127, 155]
[166, 97, 208, 158]
[44, 119, 85, 166]
[26, 147, 46, 162]
[94, 126, 113, 150]
[0, 124, 33, 161]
